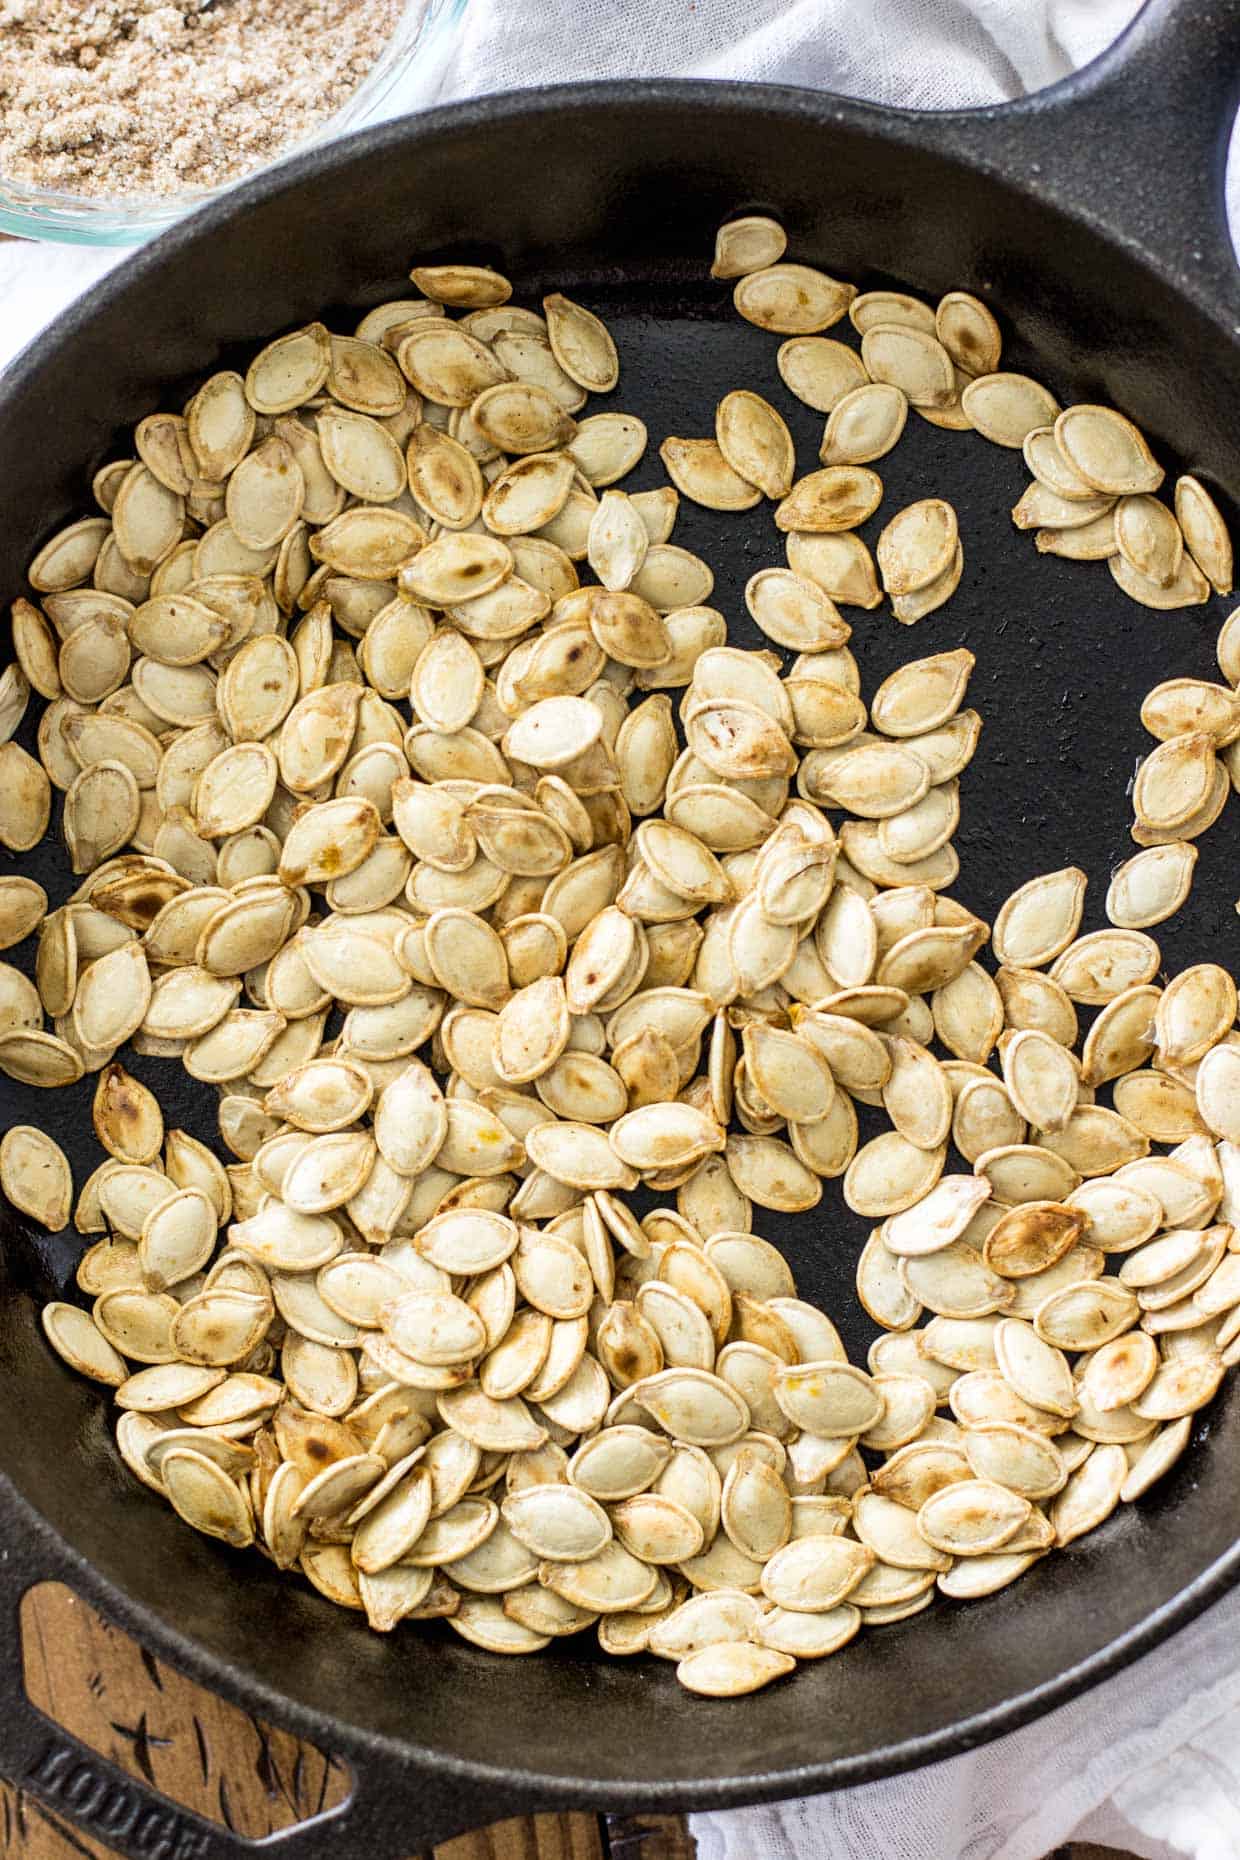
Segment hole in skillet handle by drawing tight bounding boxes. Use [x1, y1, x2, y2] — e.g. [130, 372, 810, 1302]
[15, 1568, 619, 1860]
[20, 1582, 350, 1841]
[0, 1551, 555, 1857]
[911, 0, 1240, 333]
[7, 1583, 357, 1860]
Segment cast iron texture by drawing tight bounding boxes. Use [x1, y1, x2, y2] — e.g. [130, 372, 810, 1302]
[0, 0, 1239, 1852]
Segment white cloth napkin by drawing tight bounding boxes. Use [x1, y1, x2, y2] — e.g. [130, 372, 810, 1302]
[692, 1587, 1240, 1860]
[5, 4, 1240, 1857]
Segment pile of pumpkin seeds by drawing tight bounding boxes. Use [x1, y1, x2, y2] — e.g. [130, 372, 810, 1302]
[5, 216, 1240, 1700]
[709, 219, 1240, 897]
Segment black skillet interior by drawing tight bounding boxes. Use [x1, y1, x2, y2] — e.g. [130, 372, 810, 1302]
[2, 16, 1240, 1851]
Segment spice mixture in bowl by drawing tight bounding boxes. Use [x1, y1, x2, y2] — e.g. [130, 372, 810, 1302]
[0, 0, 464, 243]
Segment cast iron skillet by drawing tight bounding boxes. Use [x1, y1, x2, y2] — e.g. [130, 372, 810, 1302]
[1, 0, 1240, 1851]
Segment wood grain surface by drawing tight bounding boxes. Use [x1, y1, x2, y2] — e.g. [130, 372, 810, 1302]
[10, 1581, 1135, 1860]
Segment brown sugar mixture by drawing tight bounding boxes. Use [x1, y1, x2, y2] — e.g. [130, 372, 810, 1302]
[0, 0, 407, 200]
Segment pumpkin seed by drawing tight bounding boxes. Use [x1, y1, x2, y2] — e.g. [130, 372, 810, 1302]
[860, 325, 954, 409]
[659, 438, 761, 512]
[777, 337, 867, 413]
[734, 264, 854, 335]
[1154, 962, 1236, 1065]
[715, 391, 795, 500]
[820, 383, 907, 467]
[1175, 474, 1233, 593]
[961, 374, 1060, 447]
[1110, 547, 1210, 610]
[541, 294, 618, 393]
[775, 466, 883, 535]
[993, 868, 1087, 969]
[1051, 1442, 1127, 1545]
[876, 500, 958, 597]
[994, 1318, 1076, 1417]
[1120, 1416, 1192, 1501]
[676, 1641, 794, 1696]
[711, 216, 787, 279]
[162, 1447, 254, 1546]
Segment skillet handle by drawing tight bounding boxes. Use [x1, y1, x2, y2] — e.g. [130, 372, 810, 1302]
[0, 1544, 544, 1859]
[925, 0, 1240, 325]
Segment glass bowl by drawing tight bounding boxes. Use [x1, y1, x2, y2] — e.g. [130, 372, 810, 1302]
[0, 0, 468, 246]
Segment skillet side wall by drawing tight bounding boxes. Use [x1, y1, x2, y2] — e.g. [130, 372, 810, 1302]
[0, 88, 1237, 1809]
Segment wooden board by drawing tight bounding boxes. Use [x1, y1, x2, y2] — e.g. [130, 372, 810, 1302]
[11, 1581, 1133, 1860]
